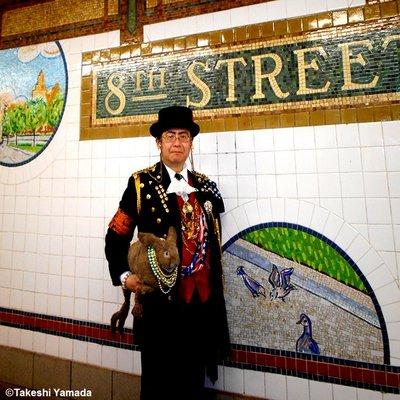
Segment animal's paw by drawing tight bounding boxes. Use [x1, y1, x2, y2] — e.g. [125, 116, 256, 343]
[132, 303, 143, 318]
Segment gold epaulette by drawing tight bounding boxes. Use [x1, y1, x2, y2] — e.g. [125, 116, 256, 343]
[191, 170, 209, 182]
[131, 163, 157, 178]
[132, 164, 157, 216]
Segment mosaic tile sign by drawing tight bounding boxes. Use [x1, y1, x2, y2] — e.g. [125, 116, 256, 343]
[222, 224, 387, 365]
[93, 26, 400, 125]
[0, 42, 67, 167]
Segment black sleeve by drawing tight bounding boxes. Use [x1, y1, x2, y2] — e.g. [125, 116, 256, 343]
[105, 176, 138, 286]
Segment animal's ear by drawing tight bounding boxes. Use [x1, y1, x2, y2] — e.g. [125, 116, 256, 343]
[138, 232, 158, 246]
[166, 226, 177, 243]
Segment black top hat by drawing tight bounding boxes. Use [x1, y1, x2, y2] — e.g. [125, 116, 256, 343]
[150, 106, 200, 138]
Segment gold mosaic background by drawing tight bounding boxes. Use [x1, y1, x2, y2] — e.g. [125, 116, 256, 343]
[80, 0, 400, 140]
[0, 0, 121, 49]
[142, 0, 270, 23]
[1, 0, 398, 48]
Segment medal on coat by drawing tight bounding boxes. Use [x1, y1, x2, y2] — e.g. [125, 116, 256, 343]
[182, 202, 193, 215]
[204, 200, 213, 217]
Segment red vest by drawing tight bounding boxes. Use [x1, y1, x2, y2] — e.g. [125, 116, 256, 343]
[177, 192, 210, 303]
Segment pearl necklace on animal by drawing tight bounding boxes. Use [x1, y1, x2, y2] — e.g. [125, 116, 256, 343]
[147, 245, 178, 294]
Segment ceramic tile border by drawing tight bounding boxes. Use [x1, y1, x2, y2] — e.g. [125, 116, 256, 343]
[80, 1, 400, 140]
[1, 306, 399, 393]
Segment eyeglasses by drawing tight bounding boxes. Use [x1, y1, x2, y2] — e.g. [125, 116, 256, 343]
[162, 131, 191, 143]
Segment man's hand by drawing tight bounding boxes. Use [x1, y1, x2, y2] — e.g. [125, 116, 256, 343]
[125, 274, 142, 292]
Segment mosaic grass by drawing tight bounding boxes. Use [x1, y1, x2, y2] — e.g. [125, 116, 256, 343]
[244, 227, 367, 293]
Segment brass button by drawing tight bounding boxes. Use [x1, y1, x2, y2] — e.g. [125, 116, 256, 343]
[151, 207, 155, 212]
[156, 218, 161, 224]
[140, 183, 144, 188]
[146, 194, 151, 199]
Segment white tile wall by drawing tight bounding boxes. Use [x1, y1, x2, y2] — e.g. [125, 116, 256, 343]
[117, 347, 134, 374]
[244, 369, 265, 397]
[265, 372, 287, 400]
[309, 380, 333, 400]
[143, 0, 366, 42]
[224, 366, 244, 394]
[332, 384, 357, 400]
[87, 341, 102, 366]
[287, 376, 309, 400]
[383, 393, 400, 400]
[1, 3, 400, 398]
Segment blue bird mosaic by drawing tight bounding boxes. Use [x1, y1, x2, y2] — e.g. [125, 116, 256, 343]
[236, 266, 266, 298]
[268, 264, 296, 301]
[296, 313, 320, 355]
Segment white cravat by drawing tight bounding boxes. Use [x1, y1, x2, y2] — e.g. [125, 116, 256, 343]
[165, 164, 197, 202]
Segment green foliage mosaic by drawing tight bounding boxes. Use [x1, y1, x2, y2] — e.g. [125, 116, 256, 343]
[244, 227, 367, 293]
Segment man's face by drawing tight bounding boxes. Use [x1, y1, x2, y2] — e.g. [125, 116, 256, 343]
[158, 128, 192, 169]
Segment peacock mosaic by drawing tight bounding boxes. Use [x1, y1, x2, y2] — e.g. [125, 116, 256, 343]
[222, 224, 385, 364]
[0, 42, 67, 167]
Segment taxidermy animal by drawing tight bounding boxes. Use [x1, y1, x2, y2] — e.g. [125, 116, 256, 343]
[111, 226, 180, 333]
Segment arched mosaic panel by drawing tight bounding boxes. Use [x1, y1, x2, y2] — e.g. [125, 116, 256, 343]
[0, 41, 67, 167]
[222, 222, 389, 365]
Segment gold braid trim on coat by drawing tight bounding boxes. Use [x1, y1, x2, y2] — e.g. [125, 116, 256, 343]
[131, 164, 157, 216]
[134, 174, 141, 216]
[214, 218, 221, 245]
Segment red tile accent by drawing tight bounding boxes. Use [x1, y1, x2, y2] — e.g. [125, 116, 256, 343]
[24, 316, 36, 327]
[386, 372, 399, 388]
[237, 350, 247, 363]
[60, 322, 74, 334]
[307, 360, 319, 374]
[74, 324, 87, 336]
[2, 308, 400, 393]
[285, 357, 296, 371]
[247, 351, 256, 364]
[92, 327, 102, 340]
[350, 367, 363, 382]
[13, 314, 25, 325]
[340, 366, 352, 380]
[296, 358, 308, 373]
[256, 353, 275, 367]
[362, 368, 375, 384]
[374, 371, 387, 386]
[53, 319, 62, 330]
[328, 364, 341, 378]
[275, 355, 286, 369]
[42, 319, 52, 330]
[121, 333, 133, 345]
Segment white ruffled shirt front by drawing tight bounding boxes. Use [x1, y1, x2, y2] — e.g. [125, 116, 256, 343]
[164, 164, 197, 202]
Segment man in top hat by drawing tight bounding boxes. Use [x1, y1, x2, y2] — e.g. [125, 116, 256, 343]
[105, 105, 230, 400]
